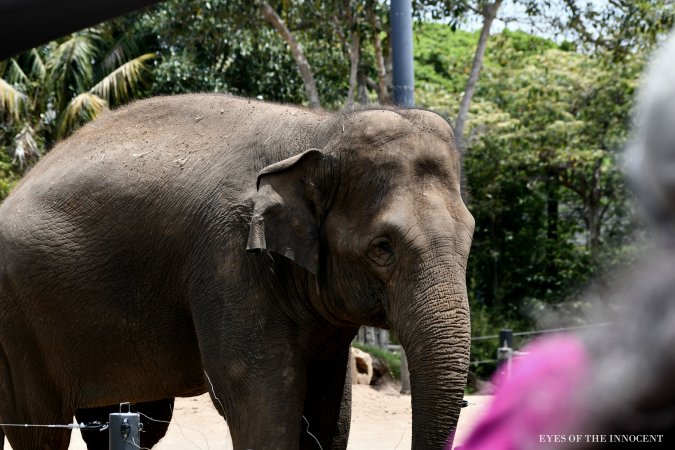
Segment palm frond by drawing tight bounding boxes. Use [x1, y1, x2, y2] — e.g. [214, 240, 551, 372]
[7, 58, 29, 85]
[0, 77, 27, 120]
[99, 31, 142, 74]
[30, 49, 46, 80]
[90, 53, 156, 105]
[48, 31, 99, 107]
[58, 92, 108, 138]
[11, 125, 40, 169]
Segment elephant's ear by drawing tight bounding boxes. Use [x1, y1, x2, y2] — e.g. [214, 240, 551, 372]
[246, 149, 323, 276]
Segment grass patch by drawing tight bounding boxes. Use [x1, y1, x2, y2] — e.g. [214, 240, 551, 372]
[352, 343, 401, 381]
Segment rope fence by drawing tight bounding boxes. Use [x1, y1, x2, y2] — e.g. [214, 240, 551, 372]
[467, 322, 613, 379]
[470, 322, 612, 341]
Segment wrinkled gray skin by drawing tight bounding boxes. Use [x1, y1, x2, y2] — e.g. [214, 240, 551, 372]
[0, 94, 474, 450]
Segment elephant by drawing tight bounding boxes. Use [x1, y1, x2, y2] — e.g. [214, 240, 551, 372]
[0, 94, 474, 450]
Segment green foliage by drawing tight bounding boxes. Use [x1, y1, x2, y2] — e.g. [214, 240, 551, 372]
[352, 343, 401, 380]
[414, 24, 646, 374]
[559, 0, 674, 61]
[0, 152, 18, 201]
[0, 16, 156, 173]
[142, 0, 350, 108]
[414, 24, 555, 95]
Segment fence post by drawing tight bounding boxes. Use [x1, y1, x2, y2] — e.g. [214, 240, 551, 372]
[496, 329, 514, 380]
[109, 403, 142, 450]
[498, 329, 513, 350]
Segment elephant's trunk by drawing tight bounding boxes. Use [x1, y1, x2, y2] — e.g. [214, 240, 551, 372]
[391, 263, 471, 450]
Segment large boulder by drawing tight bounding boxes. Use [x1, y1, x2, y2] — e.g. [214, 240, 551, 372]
[370, 354, 393, 387]
[351, 347, 373, 385]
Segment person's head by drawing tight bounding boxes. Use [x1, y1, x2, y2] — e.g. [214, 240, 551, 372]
[579, 31, 675, 447]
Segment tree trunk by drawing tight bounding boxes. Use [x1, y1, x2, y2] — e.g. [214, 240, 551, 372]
[546, 169, 559, 288]
[357, 69, 369, 104]
[454, 0, 503, 147]
[347, 30, 361, 107]
[356, 326, 389, 349]
[588, 203, 601, 256]
[368, 0, 390, 104]
[588, 158, 604, 257]
[259, 1, 321, 110]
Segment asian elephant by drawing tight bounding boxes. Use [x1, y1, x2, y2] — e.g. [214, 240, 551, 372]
[0, 94, 474, 450]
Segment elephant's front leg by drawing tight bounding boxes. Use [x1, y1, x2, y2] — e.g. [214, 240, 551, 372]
[201, 346, 309, 450]
[301, 343, 354, 450]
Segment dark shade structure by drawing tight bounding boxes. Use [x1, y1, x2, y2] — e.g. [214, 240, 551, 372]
[390, 0, 415, 108]
[0, 0, 164, 60]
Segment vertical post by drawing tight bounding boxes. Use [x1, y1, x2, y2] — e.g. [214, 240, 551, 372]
[499, 329, 513, 349]
[390, 0, 415, 108]
[391, 0, 414, 394]
[496, 329, 514, 380]
[109, 403, 142, 450]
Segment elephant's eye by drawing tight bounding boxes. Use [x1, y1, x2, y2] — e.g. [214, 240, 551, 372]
[367, 237, 395, 267]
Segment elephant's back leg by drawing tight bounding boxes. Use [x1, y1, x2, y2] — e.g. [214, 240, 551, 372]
[0, 332, 72, 449]
[76, 398, 174, 449]
[0, 386, 72, 450]
[3, 427, 71, 450]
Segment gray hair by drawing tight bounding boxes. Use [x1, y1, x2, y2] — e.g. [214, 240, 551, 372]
[579, 31, 675, 447]
[626, 33, 675, 230]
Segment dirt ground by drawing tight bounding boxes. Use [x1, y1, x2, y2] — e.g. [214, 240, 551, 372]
[4, 387, 491, 450]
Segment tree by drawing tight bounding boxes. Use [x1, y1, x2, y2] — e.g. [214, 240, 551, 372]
[0, 20, 155, 166]
[258, 0, 322, 109]
[142, 0, 354, 108]
[555, 0, 674, 60]
[463, 37, 639, 303]
[412, 25, 643, 373]
[368, 0, 390, 103]
[454, 0, 503, 146]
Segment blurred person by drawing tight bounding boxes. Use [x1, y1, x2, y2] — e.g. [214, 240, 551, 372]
[453, 31, 675, 450]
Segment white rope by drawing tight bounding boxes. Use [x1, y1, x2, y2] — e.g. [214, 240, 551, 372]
[130, 436, 151, 450]
[0, 422, 107, 430]
[204, 370, 226, 415]
[166, 401, 208, 450]
[138, 412, 170, 424]
[302, 415, 324, 450]
[393, 427, 406, 450]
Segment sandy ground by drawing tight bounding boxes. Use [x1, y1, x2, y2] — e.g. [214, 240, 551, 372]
[4, 387, 491, 450]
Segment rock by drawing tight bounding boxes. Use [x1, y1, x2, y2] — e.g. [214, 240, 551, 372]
[351, 348, 373, 385]
[370, 354, 400, 393]
[370, 355, 391, 385]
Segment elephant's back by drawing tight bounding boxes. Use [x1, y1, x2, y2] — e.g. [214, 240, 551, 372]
[0, 94, 326, 234]
[0, 94, 326, 306]
[9, 94, 323, 198]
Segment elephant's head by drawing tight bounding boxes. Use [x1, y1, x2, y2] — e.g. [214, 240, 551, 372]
[248, 108, 474, 449]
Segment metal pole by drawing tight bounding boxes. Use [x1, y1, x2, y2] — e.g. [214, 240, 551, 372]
[390, 0, 415, 107]
[496, 329, 514, 380]
[391, 0, 414, 394]
[499, 329, 513, 349]
[109, 403, 142, 450]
